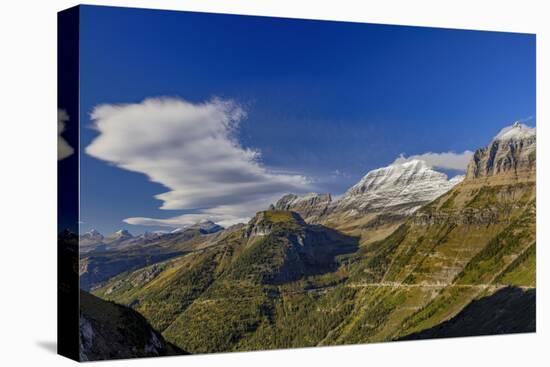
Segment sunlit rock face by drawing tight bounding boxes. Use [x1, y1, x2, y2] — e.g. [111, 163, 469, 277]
[465, 122, 536, 184]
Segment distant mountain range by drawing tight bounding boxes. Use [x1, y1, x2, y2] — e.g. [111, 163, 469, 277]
[79, 221, 226, 291]
[75, 122, 535, 357]
[80, 220, 225, 254]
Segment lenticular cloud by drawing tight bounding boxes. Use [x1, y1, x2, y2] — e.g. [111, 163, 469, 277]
[86, 97, 310, 227]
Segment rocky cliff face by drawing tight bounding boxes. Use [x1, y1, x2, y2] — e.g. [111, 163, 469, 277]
[465, 122, 536, 184]
[414, 122, 536, 227]
[275, 123, 535, 227]
[273, 193, 332, 222]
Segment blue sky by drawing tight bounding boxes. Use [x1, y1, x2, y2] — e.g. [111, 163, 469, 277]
[78, 5, 535, 235]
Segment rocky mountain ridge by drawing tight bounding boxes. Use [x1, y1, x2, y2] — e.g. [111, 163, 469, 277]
[337, 159, 463, 215]
[273, 159, 463, 244]
[415, 122, 536, 227]
[275, 160, 463, 220]
[465, 122, 535, 184]
[273, 193, 333, 222]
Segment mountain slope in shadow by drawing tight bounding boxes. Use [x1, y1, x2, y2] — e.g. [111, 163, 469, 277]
[79, 290, 186, 361]
[400, 286, 535, 340]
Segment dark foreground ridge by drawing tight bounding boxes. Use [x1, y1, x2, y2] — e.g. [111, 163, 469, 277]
[79, 290, 187, 361]
[400, 286, 535, 340]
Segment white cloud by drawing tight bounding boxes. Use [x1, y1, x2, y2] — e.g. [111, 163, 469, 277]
[86, 97, 311, 228]
[58, 109, 74, 160]
[393, 150, 473, 171]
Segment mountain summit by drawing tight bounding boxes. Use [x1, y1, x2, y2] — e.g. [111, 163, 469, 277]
[466, 122, 535, 183]
[114, 229, 132, 237]
[494, 122, 536, 142]
[190, 220, 224, 234]
[82, 229, 103, 240]
[109, 229, 133, 240]
[336, 159, 463, 215]
[171, 220, 224, 235]
[80, 229, 106, 253]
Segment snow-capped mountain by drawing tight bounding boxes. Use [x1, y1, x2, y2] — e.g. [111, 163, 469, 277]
[494, 121, 536, 142]
[274, 159, 463, 227]
[81, 229, 104, 241]
[105, 229, 134, 244]
[79, 229, 106, 253]
[138, 231, 163, 240]
[116, 229, 132, 236]
[171, 220, 224, 235]
[466, 122, 536, 183]
[336, 159, 463, 215]
[193, 220, 224, 234]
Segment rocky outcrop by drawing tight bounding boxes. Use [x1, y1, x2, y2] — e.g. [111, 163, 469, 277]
[79, 290, 185, 361]
[465, 122, 536, 183]
[412, 123, 537, 227]
[242, 210, 306, 238]
[274, 193, 332, 222]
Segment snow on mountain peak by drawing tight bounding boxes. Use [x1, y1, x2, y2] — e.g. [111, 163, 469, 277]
[113, 229, 133, 238]
[347, 159, 440, 196]
[338, 159, 461, 214]
[494, 122, 535, 142]
[395, 159, 429, 169]
[171, 220, 224, 234]
[81, 229, 104, 241]
[193, 220, 223, 233]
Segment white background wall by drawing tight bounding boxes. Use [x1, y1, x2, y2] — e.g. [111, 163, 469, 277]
[0, 1, 548, 366]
